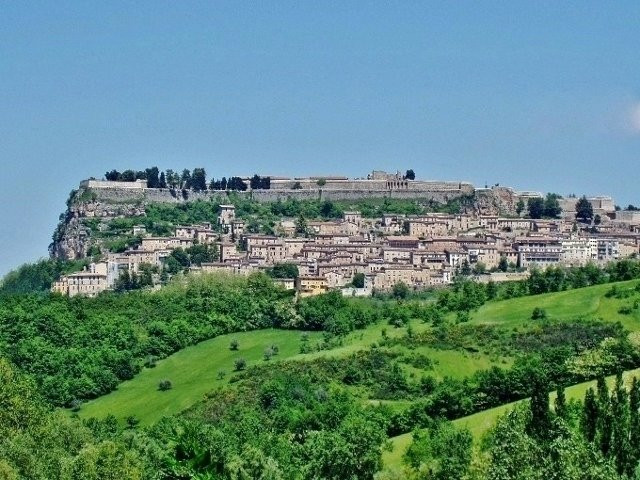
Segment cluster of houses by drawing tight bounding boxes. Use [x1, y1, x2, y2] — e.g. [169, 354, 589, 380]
[52, 202, 640, 298]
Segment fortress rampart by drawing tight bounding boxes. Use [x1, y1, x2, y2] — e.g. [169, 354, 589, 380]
[82, 184, 476, 205]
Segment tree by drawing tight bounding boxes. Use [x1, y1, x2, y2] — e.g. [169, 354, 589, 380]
[267, 263, 299, 279]
[126, 416, 139, 428]
[352, 273, 365, 288]
[596, 375, 612, 456]
[295, 214, 308, 236]
[527, 373, 552, 441]
[498, 256, 509, 272]
[472, 262, 486, 275]
[180, 169, 192, 189]
[316, 178, 326, 187]
[105, 169, 120, 181]
[527, 198, 545, 219]
[459, 260, 471, 276]
[405, 169, 415, 180]
[158, 379, 172, 391]
[403, 422, 472, 480]
[486, 281, 498, 300]
[145, 167, 160, 188]
[629, 377, 640, 473]
[543, 193, 562, 218]
[576, 196, 594, 222]
[250, 174, 262, 190]
[392, 282, 410, 300]
[611, 372, 630, 475]
[531, 307, 547, 320]
[263, 347, 274, 361]
[515, 199, 525, 215]
[582, 387, 599, 442]
[191, 168, 207, 192]
[234, 358, 247, 371]
[159, 171, 167, 188]
[555, 385, 567, 419]
[120, 169, 136, 182]
[165, 169, 178, 188]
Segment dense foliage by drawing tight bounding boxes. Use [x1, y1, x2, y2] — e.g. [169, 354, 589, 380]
[0, 273, 295, 406]
[0, 258, 88, 295]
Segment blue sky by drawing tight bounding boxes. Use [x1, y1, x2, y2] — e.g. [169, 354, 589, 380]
[1, 1, 639, 274]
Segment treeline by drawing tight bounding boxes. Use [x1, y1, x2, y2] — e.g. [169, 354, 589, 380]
[0, 258, 88, 295]
[103, 167, 272, 191]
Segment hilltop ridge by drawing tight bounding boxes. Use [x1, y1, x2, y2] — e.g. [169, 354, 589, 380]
[50, 168, 536, 259]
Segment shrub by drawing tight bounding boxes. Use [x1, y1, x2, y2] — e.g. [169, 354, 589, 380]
[531, 307, 547, 320]
[158, 379, 172, 391]
[144, 355, 156, 368]
[216, 370, 226, 380]
[234, 358, 247, 371]
[264, 348, 274, 361]
[619, 305, 634, 315]
[70, 399, 82, 412]
[230, 339, 239, 351]
[126, 415, 140, 428]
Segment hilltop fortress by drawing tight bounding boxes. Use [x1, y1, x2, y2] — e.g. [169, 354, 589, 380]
[79, 169, 537, 209]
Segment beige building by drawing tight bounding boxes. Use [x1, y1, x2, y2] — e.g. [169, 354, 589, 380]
[515, 237, 562, 269]
[296, 276, 329, 297]
[52, 263, 109, 297]
[218, 205, 236, 230]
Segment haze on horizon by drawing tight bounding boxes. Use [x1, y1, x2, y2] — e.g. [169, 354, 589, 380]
[1, 1, 639, 275]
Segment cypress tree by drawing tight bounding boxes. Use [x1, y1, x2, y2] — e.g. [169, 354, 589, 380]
[528, 374, 552, 442]
[611, 373, 630, 474]
[596, 376, 613, 457]
[582, 387, 598, 442]
[628, 377, 640, 476]
[554, 385, 567, 420]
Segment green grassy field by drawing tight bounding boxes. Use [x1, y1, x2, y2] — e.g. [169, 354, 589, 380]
[76, 314, 501, 425]
[471, 279, 640, 331]
[77, 329, 323, 424]
[382, 368, 640, 470]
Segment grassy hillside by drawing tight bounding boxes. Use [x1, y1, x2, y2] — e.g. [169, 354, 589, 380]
[76, 278, 640, 425]
[470, 279, 640, 331]
[383, 367, 640, 469]
[77, 329, 322, 424]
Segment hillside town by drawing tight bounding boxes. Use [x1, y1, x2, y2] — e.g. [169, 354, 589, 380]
[52, 194, 640, 298]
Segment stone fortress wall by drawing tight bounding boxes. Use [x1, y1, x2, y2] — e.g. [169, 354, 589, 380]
[78, 170, 500, 206]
